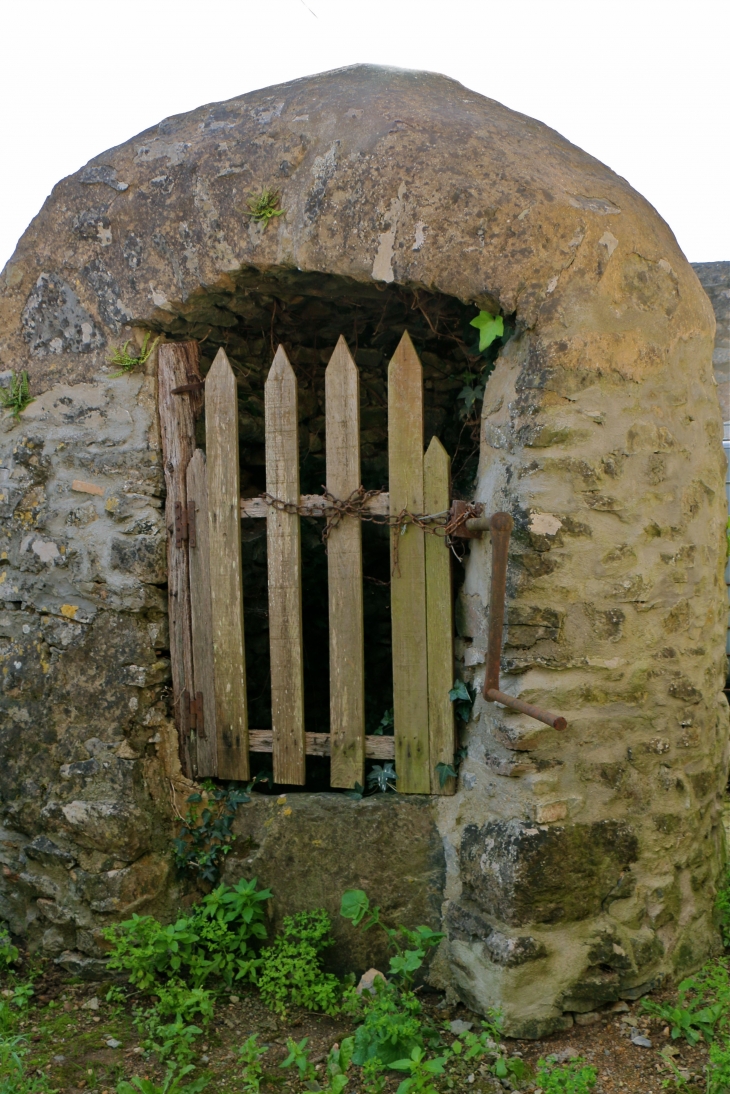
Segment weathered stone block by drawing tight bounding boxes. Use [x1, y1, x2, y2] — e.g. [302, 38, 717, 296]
[460, 820, 639, 926]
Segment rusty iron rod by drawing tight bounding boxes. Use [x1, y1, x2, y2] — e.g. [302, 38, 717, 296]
[485, 687, 567, 731]
[484, 512, 513, 694]
[481, 510, 567, 731]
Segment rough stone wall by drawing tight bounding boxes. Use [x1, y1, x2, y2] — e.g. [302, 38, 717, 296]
[0, 66, 727, 1026]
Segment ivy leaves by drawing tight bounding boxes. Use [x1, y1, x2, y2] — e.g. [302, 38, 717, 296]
[469, 310, 504, 352]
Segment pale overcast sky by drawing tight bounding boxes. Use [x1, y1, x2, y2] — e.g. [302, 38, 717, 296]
[1, 0, 728, 270]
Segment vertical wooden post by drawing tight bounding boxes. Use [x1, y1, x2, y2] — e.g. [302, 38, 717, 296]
[388, 332, 430, 794]
[325, 337, 365, 789]
[206, 348, 249, 781]
[265, 346, 306, 785]
[158, 341, 201, 779]
[186, 449, 218, 778]
[424, 437, 455, 794]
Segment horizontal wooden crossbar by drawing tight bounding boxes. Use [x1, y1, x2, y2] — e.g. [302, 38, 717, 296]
[248, 729, 395, 759]
[241, 493, 391, 518]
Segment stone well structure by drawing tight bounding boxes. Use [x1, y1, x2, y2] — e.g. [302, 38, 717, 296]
[0, 66, 728, 1036]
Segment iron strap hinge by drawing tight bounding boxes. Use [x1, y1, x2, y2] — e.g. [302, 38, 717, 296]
[174, 500, 197, 547]
[183, 689, 206, 738]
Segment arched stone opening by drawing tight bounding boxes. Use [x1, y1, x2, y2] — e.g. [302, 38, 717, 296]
[149, 266, 511, 789]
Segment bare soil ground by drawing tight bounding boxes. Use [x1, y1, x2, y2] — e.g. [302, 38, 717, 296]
[12, 964, 710, 1094]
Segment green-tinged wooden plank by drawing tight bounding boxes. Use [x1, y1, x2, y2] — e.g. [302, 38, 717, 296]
[206, 347, 249, 780]
[388, 331, 430, 794]
[424, 436, 455, 794]
[157, 340, 199, 779]
[265, 345, 306, 785]
[325, 336, 365, 789]
[186, 449, 218, 778]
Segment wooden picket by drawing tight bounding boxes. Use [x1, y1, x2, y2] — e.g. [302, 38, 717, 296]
[388, 332, 431, 794]
[186, 449, 218, 777]
[161, 333, 458, 794]
[424, 438, 456, 794]
[206, 348, 249, 780]
[265, 346, 306, 786]
[326, 337, 366, 789]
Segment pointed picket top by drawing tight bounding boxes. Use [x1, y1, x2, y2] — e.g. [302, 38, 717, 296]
[389, 330, 422, 385]
[424, 435, 449, 480]
[208, 345, 235, 385]
[325, 336, 360, 498]
[266, 343, 297, 388]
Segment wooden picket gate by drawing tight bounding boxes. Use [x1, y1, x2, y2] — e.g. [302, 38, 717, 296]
[158, 332, 457, 795]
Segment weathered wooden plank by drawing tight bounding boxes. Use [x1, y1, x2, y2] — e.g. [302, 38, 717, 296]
[388, 331, 430, 793]
[265, 346, 306, 785]
[206, 348, 249, 781]
[186, 449, 218, 778]
[424, 437, 456, 794]
[325, 336, 365, 788]
[158, 341, 200, 779]
[240, 492, 391, 519]
[248, 730, 395, 760]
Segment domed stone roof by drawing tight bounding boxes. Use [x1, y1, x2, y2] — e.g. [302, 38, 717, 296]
[0, 64, 713, 389]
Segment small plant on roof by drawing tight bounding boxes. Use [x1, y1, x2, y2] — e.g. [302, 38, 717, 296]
[245, 187, 285, 227]
[0, 371, 34, 420]
[109, 331, 161, 377]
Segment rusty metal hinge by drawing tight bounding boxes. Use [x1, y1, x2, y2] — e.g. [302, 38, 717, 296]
[183, 689, 206, 738]
[174, 500, 197, 546]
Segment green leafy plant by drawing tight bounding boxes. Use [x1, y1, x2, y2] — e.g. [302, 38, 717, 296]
[258, 909, 342, 1016]
[109, 331, 161, 377]
[469, 311, 504, 353]
[392, 1045, 446, 1094]
[449, 680, 474, 723]
[535, 1056, 597, 1093]
[373, 709, 394, 736]
[237, 1034, 269, 1094]
[643, 962, 729, 1045]
[280, 1036, 317, 1082]
[0, 371, 34, 420]
[324, 1037, 354, 1094]
[366, 763, 397, 793]
[10, 983, 34, 1010]
[351, 979, 425, 1067]
[340, 890, 443, 988]
[707, 1034, 730, 1094]
[245, 187, 285, 226]
[0, 1034, 52, 1094]
[0, 924, 18, 971]
[116, 1064, 209, 1094]
[173, 778, 267, 882]
[103, 877, 271, 991]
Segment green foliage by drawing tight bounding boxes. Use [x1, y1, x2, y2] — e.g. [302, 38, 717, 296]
[340, 889, 443, 988]
[536, 1056, 597, 1093]
[351, 980, 425, 1067]
[469, 311, 504, 353]
[237, 1034, 269, 1094]
[245, 188, 285, 227]
[109, 332, 160, 377]
[0, 1034, 52, 1094]
[0, 924, 18, 971]
[0, 372, 34, 420]
[367, 763, 397, 793]
[392, 1045, 446, 1094]
[258, 909, 342, 1016]
[707, 1035, 730, 1094]
[449, 680, 474, 723]
[373, 709, 394, 736]
[643, 959, 729, 1045]
[281, 1036, 316, 1082]
[718, 862, 730, 947]
[103, 877, 270, 991]
[116, 1065, 208, 1094]
[324, 1036, 354, 1094]
[173, 778, 268, 882]
[9, 983, 34, 1011]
